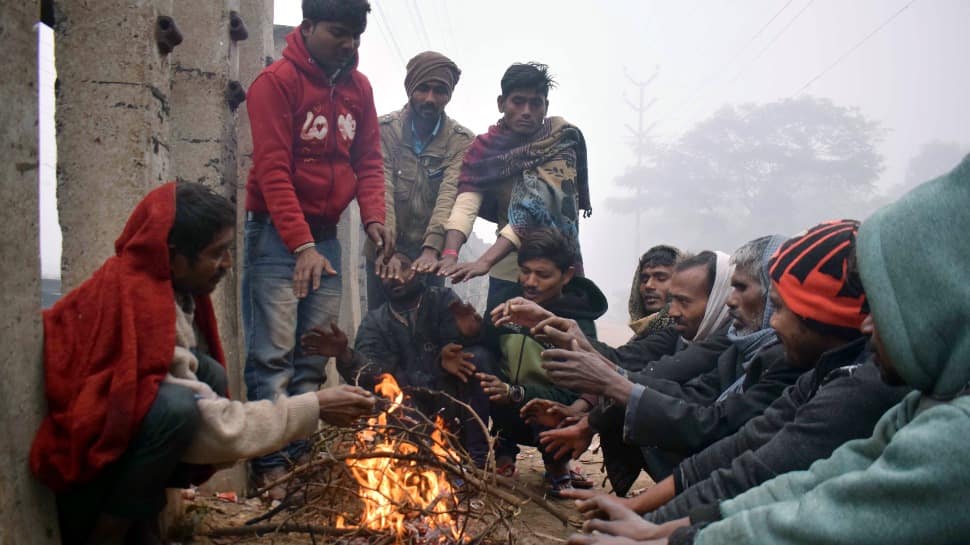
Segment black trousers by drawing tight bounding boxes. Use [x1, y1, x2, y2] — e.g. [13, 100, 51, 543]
[57, 352, 227, 545]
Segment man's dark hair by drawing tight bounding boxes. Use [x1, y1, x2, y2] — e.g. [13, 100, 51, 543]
[674, 250, 717, 296]
[639, 245, 681, 270]
[169, 182, 235, 262]
[302, 0, 370, 34]
[517, 228, 575, 272]
[500, 62, 557, 98]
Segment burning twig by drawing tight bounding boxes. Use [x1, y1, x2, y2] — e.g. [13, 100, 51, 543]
[208, 374, 578, 544]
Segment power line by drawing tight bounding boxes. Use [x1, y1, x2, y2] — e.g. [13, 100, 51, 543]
[410, 0, 435, 51]
[722, 0, 817, 91]
[792, 0, 918, 96]
[652, 0, 799, 128]
[373, 1, 407, 66]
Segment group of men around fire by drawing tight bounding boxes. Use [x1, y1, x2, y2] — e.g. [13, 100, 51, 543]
[28, 1, 970, 544]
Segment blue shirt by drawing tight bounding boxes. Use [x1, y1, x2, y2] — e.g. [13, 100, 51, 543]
[411, 115, 442, 155]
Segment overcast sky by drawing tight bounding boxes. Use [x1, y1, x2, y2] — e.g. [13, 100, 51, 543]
[40, 1, 970, 330]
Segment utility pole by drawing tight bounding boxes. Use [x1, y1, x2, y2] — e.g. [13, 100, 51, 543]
[622, 67, 659, 254]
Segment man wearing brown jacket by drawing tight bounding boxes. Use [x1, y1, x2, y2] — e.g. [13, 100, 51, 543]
[369, 51, 474, 309]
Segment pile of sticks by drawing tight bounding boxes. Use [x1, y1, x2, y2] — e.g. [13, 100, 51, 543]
[200, 391, 577, 544]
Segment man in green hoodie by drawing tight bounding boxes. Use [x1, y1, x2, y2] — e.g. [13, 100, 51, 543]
[565, 154, 970, 545]
[476, 228, 607, 496]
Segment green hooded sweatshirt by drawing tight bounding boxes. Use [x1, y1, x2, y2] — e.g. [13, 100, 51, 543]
[694, 154, 970, 545]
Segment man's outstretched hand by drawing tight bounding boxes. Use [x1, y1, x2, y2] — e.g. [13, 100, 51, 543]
[441, 343, 477, 383]
[365, 222, 395, 264]
[538, 415, 594, 460]
[316, 385, 376, 426]
[448, 300, 483, 338]
[491, 297, 554, 329]
[301, 322, 349, 359]
[521, 398, 584, 429]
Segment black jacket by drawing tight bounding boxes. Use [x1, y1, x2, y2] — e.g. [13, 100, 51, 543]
[647, 339, 910, 523]
[590, 326, 732, 494]
[340, 285, 471, 390]
[628, 342, 803, 480]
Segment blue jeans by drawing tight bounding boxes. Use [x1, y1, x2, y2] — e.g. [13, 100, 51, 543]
[242, 220, 342, 471]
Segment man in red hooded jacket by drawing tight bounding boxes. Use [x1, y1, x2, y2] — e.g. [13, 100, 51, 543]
[242, 0, 392, 495]
[33, 183, 375, 545]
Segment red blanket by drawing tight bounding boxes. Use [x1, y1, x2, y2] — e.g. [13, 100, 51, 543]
[30, 182, 225, 491]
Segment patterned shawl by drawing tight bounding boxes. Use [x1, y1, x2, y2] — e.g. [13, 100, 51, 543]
[458, 117, 591, 260]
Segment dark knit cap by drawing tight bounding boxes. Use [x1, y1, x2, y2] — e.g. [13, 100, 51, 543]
[769, 219, 867, 330]
[404, 51, 460, 97]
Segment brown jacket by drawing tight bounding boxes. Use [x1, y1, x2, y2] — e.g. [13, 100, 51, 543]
[378, 106, 473, 257]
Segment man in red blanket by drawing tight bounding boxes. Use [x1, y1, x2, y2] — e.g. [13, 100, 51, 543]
[31, 182, 375, 545]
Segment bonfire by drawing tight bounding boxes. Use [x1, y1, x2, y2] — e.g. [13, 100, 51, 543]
[201, 374, 576, 545]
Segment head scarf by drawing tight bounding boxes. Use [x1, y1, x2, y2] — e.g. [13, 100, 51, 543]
[30, 183, 225, 491]
[858, 154, 970, 398]
[404, 51, 461, 97]
[718, 235, 788, 401]
[769, 219, 867, 331]
[690, 251, 734, 343]
[628, 245, 683, 323]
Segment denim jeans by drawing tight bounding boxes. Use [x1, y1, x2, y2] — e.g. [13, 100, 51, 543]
[242, 220, 342, 471]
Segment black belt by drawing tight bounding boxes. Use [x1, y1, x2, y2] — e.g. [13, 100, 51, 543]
[247, 211, 337, 241]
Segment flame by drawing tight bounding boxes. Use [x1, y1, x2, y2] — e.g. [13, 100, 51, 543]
[337, 374, 462, 544]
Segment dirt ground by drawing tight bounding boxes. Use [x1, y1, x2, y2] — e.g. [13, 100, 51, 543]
[180, 441, 654, 545]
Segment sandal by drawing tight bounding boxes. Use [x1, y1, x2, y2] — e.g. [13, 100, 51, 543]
[569, 467, 594, 489]
[495, 460, 518, 478]
[546, 473, 574, 499]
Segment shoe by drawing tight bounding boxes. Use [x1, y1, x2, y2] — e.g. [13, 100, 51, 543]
[254, 466, 290, 502]
[569, 467, 595, 489]
[545, 473, 574, 499]
[495, 458, 517, 478]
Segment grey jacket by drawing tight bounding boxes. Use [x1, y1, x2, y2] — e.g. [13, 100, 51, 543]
[377, 106, 473, 257]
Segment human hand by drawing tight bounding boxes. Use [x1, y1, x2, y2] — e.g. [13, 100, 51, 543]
[441, 343, 477, 383]
[538, 415, 594, 460]
[476, 372, 511, 404]
[542, 340, 626, 397]
[445, 259, 491, 283]
[520, 398, 584, 428]
[491, 297, 555, 329]
[412, 248, 441, 274]
[567, 535, 666, 545]
[559, 489, 639, 520]
[293, 246, 337, 298]
[365, 222, 395, 264]
[300, 322, 349, 358]
[448, 300, 483, 338]
[376, 253, 405, 281]
[316, 385, 376, 426]
[571, 494, 667, 540]
[533, 316, 595, 352]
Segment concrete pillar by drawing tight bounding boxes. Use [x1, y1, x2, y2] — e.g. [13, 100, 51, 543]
[168, 0, 251, 495]
[0, 5, 61, 544]
[169, 0, 242, 397]
[54, 0, 176, 290]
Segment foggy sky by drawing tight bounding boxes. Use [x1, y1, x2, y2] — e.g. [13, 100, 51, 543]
[39, 1, 970, 335]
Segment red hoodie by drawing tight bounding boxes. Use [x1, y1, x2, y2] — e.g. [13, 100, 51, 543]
[245, 28, 385, 252]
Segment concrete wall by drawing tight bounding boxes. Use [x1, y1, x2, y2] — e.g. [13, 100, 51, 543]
[0, 5, 62, 544]
[54, 0, 176, 290]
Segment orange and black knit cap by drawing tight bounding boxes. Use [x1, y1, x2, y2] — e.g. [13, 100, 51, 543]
[768, 219, 868, 330]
